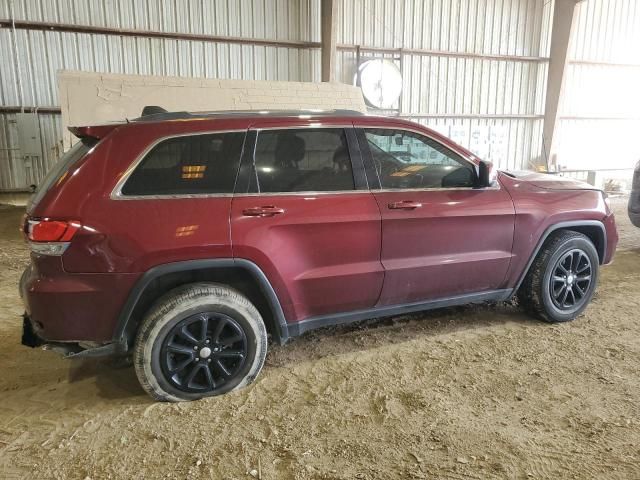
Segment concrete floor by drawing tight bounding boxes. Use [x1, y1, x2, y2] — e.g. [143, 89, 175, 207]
[0, 198, 638, 479]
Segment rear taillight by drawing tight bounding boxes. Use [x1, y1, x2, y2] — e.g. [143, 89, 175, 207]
[24, 218, 81, 256]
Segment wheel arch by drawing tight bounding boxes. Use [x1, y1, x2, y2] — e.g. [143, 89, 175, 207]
[113, 259, 289, 350]
[514, 220, 606, 292]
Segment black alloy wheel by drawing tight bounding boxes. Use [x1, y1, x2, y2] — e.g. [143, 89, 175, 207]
[160, 312, 247, 394]
[549, 248, 592, 310]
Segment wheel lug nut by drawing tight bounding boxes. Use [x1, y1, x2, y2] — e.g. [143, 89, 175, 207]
[207, 359, 211, 363]
[205, 339, 210, 344]
[193, 346, 198, 350]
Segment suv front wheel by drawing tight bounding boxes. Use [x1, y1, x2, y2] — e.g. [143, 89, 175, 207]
[134, 283, 267, 402]
[518, 231, 599, 323]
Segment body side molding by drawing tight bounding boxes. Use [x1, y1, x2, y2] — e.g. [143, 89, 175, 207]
[287, 289, 513, 337]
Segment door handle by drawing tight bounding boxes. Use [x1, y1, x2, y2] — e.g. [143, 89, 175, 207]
[242, 206, 285, 217]
[388, 201, 422, 210]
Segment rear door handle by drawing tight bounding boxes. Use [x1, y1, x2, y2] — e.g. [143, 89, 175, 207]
[388, 201, 422, 210]
[242, 206, 285, 217]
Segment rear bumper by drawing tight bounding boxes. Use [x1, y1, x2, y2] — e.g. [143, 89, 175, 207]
[21, 314, 125, 357]
[20, 256, 138, 346]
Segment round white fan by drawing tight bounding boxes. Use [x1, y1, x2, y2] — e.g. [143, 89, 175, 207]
[355, 59, 403, 109]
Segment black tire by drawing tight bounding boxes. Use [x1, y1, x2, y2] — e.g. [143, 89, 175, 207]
[518, 230, 599, 323]
[134, 283, 267, 402]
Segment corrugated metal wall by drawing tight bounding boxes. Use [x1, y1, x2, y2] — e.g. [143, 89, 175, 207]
[1, 0, 554, 190]
[556, 0, 640, 172]
[0, 0, 321, 106]
[0, 114, 65, 191]
[337, 0, 553, 171]
[0, 0, 321, 190]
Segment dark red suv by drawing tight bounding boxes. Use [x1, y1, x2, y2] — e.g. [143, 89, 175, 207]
[20, 109, 618, 401]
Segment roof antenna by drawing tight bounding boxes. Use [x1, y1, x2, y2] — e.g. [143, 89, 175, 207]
[141, 106, 168, 116]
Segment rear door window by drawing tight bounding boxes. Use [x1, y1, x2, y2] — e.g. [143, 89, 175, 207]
[253, 128, 355, 193]
[121, 132, 245, 196]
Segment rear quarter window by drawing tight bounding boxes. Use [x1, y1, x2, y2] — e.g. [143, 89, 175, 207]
[121, 132, 245, 196]
[28, 138, 97, 211]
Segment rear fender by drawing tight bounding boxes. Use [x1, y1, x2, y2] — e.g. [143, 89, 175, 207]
[113, 259, 289, 348]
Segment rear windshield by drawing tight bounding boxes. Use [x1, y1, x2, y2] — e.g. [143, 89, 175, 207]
[28, 138, 97, 211]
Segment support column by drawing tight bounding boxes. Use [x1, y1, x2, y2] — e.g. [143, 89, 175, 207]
[321, 0, 338, 82]
[541, 0, 583, 170]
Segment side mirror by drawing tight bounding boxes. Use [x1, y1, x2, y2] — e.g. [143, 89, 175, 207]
[476, 160, 496, 188]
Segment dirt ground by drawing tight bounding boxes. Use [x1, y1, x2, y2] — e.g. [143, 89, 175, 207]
[0, 198, 638, 480]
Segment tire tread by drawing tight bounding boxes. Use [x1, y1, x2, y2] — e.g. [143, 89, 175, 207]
[518, 230, 596, 323]
[133, 282, 267, 402]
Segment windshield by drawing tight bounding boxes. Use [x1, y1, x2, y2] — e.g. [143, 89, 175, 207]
[28, 138, 97, 212]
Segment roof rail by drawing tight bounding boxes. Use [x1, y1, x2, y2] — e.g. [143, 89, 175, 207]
[133, 108, 365, 122]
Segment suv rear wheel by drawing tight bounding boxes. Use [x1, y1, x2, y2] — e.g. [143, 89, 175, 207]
[518, 231, 599, 323]
[134, 283, 267, 402]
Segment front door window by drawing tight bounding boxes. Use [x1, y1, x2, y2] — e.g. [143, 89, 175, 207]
[364, 129, 475, 189]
